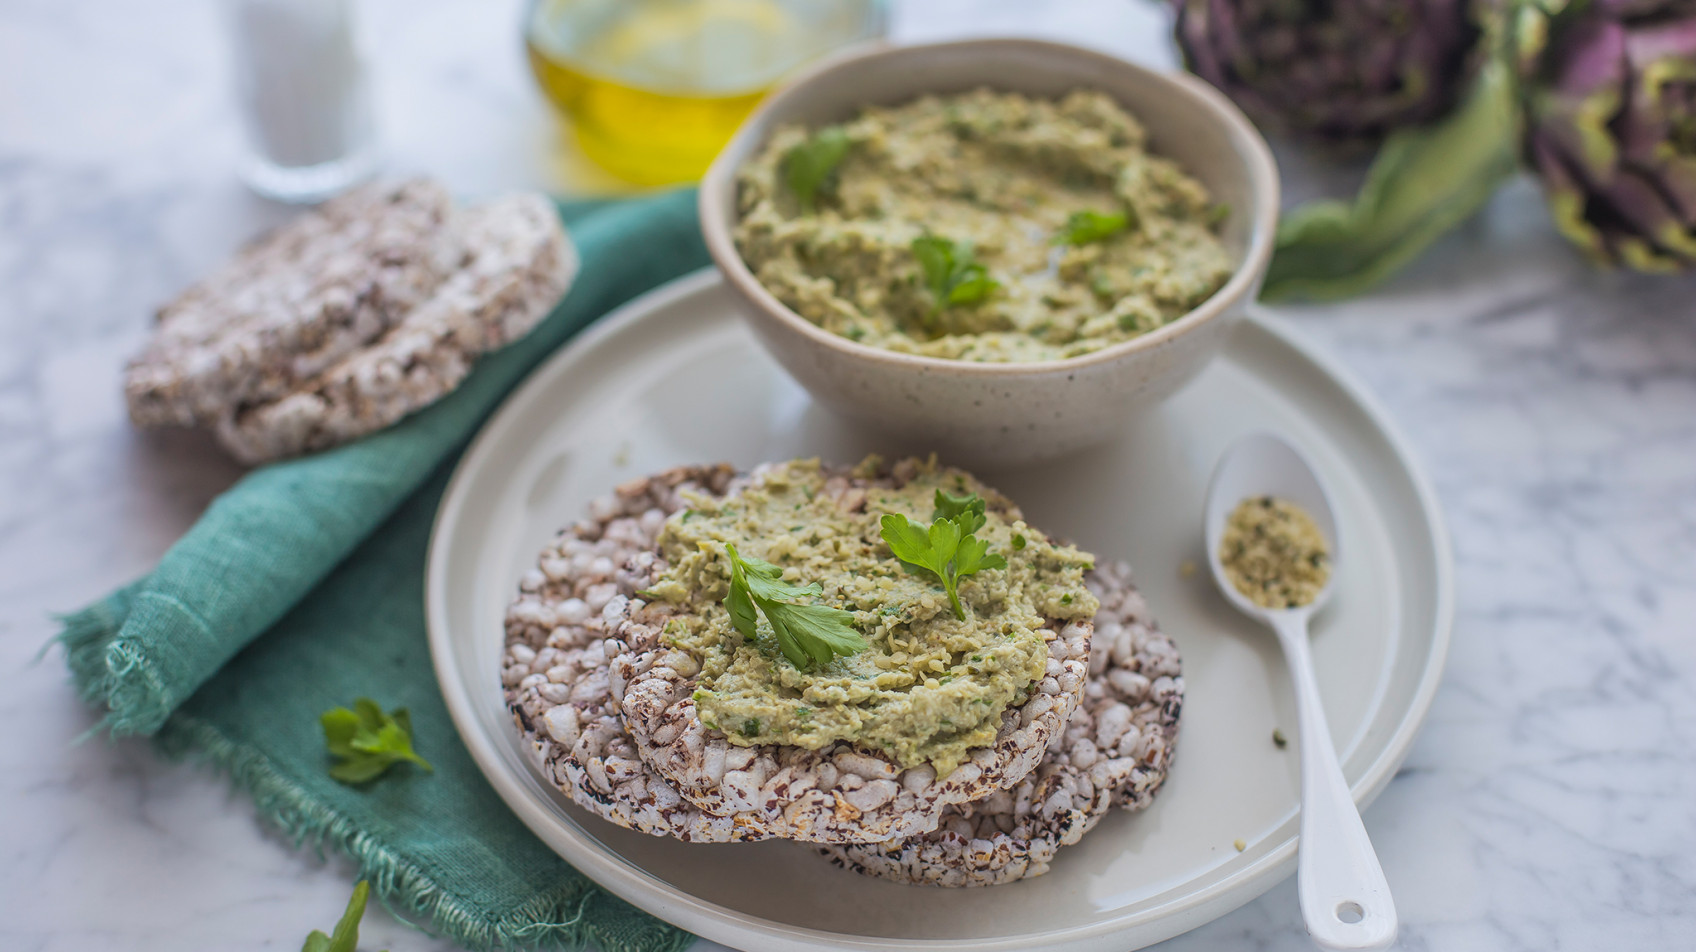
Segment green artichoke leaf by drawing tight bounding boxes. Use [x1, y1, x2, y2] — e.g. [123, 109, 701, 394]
[1262, 61, 1521, 301]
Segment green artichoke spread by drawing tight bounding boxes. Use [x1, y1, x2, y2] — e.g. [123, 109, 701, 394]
[732, 89, 1236, 362]
[641, 458, 1098, 774]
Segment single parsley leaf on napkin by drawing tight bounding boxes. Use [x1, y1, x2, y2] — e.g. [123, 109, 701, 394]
[1052, 209, 1131, 246]
[783, 126, 852, 215]
[302, 880, 385, 952]
[724, 544, 865, 670]
[912, 235, 999, 320]
[321, 698, 433, 784]
[882, 490, 1008, 621]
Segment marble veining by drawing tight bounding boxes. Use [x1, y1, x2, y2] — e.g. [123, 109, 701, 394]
[2, 1, 1693, 950]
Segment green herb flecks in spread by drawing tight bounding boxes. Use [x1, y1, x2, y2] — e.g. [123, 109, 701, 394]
[641, 458, 1098, 774]
[733, 88, 1236, 362]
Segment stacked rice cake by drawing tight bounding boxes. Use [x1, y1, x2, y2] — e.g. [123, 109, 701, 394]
[124, 178, 577, 463]
[503, 458, 1183, 885]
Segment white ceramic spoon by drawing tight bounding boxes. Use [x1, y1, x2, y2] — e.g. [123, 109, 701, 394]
[1204, 433, 1399, 951]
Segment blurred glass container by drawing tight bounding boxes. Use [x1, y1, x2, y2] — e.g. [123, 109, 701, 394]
[525, 0, 886, 186]
[229, 0, 379, 203]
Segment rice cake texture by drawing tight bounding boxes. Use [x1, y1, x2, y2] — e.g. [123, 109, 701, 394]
[124, 181, 577, 463]
[608, 459, 1093, 844]
[818, 560, 1183, 885]
[503, 465, 774, 842]
[214, 193, 577, 463]
[125, 179, 459, 427]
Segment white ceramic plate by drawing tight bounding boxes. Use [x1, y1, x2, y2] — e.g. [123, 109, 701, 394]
[426, 270, 1452, 952]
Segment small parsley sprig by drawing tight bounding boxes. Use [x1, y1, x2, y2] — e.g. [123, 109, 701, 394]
[724, 544, 866, 670]
[933, 488, 986, 526]
[912, 235, 999, 320]
[881, 490, 1008, 621]
[302, 880, 384, 952]
[1053, 209, 1132, 245]
[320, 698, 433, 785]
[784, 126, 852, 214]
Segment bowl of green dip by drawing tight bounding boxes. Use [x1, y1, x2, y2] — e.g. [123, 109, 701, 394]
[699, 38, 1279, 466]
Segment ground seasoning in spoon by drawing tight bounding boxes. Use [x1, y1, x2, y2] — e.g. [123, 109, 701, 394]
[1219, 496, 1331, 609]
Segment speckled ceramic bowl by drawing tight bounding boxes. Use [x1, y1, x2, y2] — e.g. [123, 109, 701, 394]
[699, 38, 1280, 466]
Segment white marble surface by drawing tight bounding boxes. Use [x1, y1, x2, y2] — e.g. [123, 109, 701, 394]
[3, 1, 1694, 950]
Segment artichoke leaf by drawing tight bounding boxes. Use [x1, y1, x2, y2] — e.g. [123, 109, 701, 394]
[1262, 61, 1521, 301]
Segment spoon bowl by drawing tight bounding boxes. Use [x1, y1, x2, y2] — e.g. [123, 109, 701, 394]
[1204, 431, 1340, 620]
[1205, 433, 1398, 951]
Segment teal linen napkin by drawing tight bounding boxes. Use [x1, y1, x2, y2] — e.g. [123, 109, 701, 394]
[58, 191, 709, 952]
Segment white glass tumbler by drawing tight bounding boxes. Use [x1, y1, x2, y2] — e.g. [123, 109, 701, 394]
[228, 0, 379, 203]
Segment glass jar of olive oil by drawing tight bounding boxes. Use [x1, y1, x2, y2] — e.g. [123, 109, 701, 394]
[525, 0, 886, 186]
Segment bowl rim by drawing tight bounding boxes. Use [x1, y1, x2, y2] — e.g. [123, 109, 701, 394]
[698, 36, 1281, 377]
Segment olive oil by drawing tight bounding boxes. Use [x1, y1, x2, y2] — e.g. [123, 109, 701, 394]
[525, 0, 883, 185]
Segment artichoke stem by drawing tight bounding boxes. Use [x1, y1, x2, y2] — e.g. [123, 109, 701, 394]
[1261, 61, 1521, 301]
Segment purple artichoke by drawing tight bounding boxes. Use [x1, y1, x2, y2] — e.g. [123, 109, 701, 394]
[1515, 0, 1696, 270]
[1175, 0, 1484, 144]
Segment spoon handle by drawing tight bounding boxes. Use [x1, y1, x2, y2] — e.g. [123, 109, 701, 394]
[1271, 612, 1399, 951]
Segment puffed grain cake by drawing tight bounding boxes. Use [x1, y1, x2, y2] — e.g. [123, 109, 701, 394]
[818, 560, 1183, 885]
[607, 458, 1093, 844]
[213, 192, 576, 462]
[504, 465, 776, 841]
[125, 179, 458, 427]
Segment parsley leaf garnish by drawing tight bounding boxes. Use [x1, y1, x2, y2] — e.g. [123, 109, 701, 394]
[301, 880, 385, 952]
[784, 126, 852, 215]
[321, 698, 433, 784]
[1053, 209, 1131, 246]
[724, 544, 866, 670]
[912, 235, 999, 319]
[881, 489, 1008, 621]
[933, 488, 987, 530]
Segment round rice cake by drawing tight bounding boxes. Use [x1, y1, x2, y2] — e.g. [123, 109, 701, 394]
[608, 457, 1095, 845]
[502, 464, 773, 842]
[125, 178, 459, 428]
[213, 192, 577, 463]
[817, 560, 1183, 885]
